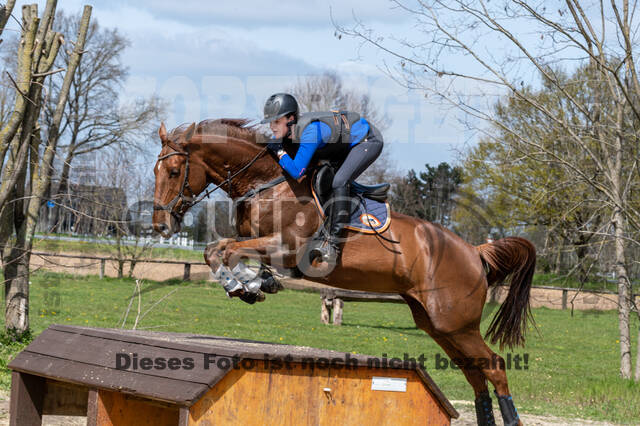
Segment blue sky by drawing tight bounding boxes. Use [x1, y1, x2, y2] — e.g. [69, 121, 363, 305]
[8, 0, 471, 173]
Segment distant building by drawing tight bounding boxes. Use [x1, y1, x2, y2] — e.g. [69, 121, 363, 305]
[39, 182, 128, 236]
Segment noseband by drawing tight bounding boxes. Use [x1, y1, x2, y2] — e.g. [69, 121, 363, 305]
[153, 141, 195, 223]
[153, 139, 270, 223]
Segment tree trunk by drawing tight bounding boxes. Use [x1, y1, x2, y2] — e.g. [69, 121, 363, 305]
[635, 321, 640, 382]
[3, 247, 31, 334]
[49, 151, 73, 232]
[128, 261, 137, 278]
[0, 0, 17, 38]
[117, 260, 124, 279]
[4, 159, 30, 335]
[610, 98, 632, 379]
[613, 208, 632, 379]
[3, 4, 92, 336]
[0, 12, 36, 174]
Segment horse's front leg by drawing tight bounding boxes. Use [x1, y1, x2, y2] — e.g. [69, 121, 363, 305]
[204, 238, 237, 270]
[221, 235, 297, 269]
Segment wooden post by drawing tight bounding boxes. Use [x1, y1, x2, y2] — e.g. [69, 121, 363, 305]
[332, 297, 344, 326]
[178, 406, 190, 426]
[562, 289, 568, 310]
[99, 259, 105, 279]
[321, 295, 331, 325]
[86, 389, 98, 426]
[10, 372, 45, 426]
[183, 263, 191, 281]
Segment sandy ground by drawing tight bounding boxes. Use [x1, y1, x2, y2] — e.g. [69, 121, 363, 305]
[449, 400, 618, 426]
[29, 250, 214, 282]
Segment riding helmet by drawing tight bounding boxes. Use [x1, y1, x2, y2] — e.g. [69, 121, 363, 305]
[260, 93, 299, 124]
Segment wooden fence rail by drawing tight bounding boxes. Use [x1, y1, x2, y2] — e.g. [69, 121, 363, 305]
[30, 251, 207, 281]
[320, 285, 640, 326]
[320, 289, 404, 325]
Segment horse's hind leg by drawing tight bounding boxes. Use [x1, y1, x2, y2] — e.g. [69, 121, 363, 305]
[448, 329, 522, 426]
[435, 336, 497, 426]
[402, 296, 497, 425]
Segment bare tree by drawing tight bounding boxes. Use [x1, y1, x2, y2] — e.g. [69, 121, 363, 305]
[44, 11, 164, 232]
[339, 0, 640, 380]
[51, 148, 156, 278]
[0, 1, 92, 337]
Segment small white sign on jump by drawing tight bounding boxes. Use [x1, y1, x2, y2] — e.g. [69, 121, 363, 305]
[371, 377, 407, 392]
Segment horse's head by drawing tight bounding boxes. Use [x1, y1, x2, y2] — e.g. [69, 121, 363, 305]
[152, 122, 206, 237]
[152, 118, 282, 238]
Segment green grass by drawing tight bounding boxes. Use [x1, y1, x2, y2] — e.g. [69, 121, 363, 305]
[32, 235, 205, 262]
[1, 270, 639, 423]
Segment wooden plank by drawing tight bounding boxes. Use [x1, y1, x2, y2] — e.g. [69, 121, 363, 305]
[321, 367, 451, 425]
[42, 380, 87, 416]
[188, 363, 451, 425]
[24, 328, 217, 384]
[321, 288, 404, 303]
[11, 325, 457, 415]
[416, 366, 459, 419]
[10, 371, 45, 426]
[95, 389, 179, 426]
[10, 352, 206, 406]
[44, 325, 378, 367]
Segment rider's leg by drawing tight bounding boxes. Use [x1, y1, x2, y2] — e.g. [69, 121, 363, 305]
[309, 130, 383, 264]
[333, 127, 384, 187]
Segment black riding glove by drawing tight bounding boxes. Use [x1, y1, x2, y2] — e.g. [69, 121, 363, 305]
[267, 141, 283, 155]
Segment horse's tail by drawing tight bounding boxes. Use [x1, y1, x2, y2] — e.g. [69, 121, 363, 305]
[476, 237, 536, 349]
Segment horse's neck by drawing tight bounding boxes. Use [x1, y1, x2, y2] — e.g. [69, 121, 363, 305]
[197, 135, 282, 199]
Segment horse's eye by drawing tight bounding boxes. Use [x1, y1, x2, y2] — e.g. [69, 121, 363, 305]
[169, 169, 179, 177]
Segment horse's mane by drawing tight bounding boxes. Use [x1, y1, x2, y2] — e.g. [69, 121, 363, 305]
[169, 118, 268, 144]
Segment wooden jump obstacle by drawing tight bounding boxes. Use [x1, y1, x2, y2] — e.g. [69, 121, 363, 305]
[9, 325, 458, 425]
[321, 289, 405, 325]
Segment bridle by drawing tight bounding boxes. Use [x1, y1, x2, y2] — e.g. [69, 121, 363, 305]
[153, 139, 270, 223]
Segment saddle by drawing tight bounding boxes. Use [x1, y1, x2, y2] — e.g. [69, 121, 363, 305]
[311, 163, 391, 234]
[312, 163, 390, 205]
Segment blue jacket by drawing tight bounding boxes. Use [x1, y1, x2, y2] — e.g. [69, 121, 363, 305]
[277, 118, 370, 179]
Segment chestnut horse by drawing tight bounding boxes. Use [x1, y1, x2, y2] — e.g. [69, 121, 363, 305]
[152, 119, 534, 426]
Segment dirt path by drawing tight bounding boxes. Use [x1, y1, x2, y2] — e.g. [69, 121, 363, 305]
[29, 250, 214, 282]
[450, 400, 618, 425]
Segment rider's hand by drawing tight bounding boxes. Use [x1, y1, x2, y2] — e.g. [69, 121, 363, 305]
[267, 142, 284, 157]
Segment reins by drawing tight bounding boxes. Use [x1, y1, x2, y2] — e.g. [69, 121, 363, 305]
[154, 140, 271, 221]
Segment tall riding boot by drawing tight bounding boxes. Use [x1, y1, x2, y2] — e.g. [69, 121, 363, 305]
[309, 185, 351, 265]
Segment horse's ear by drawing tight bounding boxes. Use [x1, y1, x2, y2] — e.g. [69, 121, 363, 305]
[183, 122, 196, 142]
[158, 122, 167, 145]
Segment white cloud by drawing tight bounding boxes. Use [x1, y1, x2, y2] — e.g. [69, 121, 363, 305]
[100, 0, 409, 28]
[8, 0, 462, 171]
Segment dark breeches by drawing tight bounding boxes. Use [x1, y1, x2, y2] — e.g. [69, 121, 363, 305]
[332, 132, 383, 189]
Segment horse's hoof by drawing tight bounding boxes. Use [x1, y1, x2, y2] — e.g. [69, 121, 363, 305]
[239, 290, 266, 304]
[259, 269, 283, 294]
